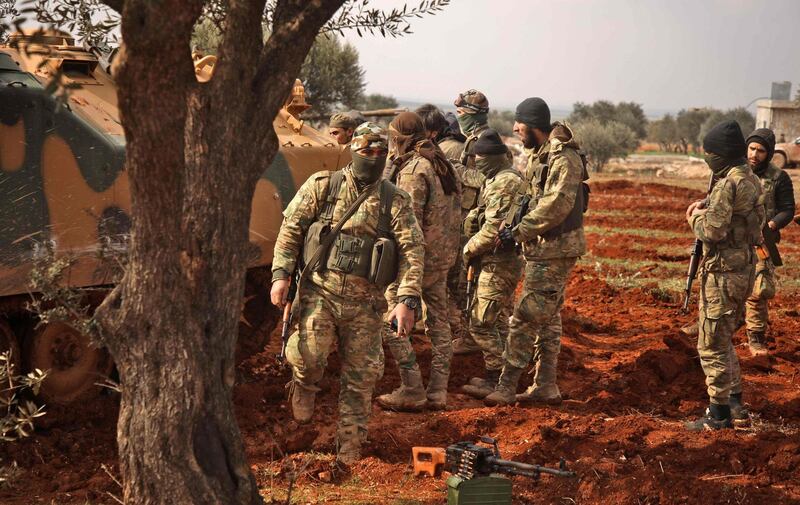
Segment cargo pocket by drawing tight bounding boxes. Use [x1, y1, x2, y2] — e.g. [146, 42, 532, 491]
[752, 268, 776, 301]
[515, 288, 560, 325]
[471, 297, 500, 329]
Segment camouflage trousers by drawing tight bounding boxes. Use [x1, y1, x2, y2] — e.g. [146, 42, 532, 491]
[504, 258, 576, 385]
[384, 269, 452, 377]
[744, 258, 777, 335]
[697, 266, 754, 404]
[469, 256, 523, 371]
[447, 236, 470, 345]
[286, 284, 385, 437]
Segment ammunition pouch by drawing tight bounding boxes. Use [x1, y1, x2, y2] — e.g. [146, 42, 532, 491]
[369, 237, 397, 286]
[304, 172, 399, 286]
[752, 265, 776, 300]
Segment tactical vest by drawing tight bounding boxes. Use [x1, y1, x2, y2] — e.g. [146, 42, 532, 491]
[713, 167, 764, 252]
[475, 168, 524, 232]
[304, 171, 398, 285]
[459, 126, 490, 213]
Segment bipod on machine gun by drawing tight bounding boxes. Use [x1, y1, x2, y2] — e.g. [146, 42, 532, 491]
[412, 437, 576, 505]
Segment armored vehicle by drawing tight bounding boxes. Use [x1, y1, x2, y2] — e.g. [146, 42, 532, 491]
[0, 30, 349, 403]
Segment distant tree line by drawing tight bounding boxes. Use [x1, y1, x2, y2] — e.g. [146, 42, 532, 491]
[647, 108, 755, 154]
[567, 101, 647, 172]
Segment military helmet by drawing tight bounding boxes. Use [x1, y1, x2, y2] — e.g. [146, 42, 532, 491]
[454, 89, 489, 114]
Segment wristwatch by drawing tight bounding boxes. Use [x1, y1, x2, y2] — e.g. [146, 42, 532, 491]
[399, 296, 420, 311]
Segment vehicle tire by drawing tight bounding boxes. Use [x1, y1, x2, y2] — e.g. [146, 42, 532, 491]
[24, 322, 113, 404]
[773, 152, 787, 169]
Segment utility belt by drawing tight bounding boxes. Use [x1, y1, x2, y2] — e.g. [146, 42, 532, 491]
[302, 171, 398, 287]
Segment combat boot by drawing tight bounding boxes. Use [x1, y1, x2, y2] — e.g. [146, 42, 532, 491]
[426, 370, 450, 410]
[336, 425, 362, 466]
[376, 368, 427, 412]
[729, 393, 751, 428]
[452, 337, 481, 355]
[483, 366, 524, 407]
[462, 369, 500, 399]
[289, 381, 319, 424]
[516, 383, 562, 405]
[517, 352, 562, 404]
[747, 331, 768, 356]
[685, 403, 733, 431]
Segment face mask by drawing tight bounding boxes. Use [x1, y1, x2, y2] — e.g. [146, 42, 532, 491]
[704, 153, 731, 176]
[475, 154, 511, 178]
[351, 152, 386, 184]
[457, 112, 487, 135]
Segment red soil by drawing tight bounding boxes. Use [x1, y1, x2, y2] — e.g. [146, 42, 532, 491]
[2, 180, 799, 504]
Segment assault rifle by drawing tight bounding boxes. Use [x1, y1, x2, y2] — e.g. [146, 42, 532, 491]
[759, 225, 783, 267]
[681, 175, 716, 312]
[412, 436, 576, 480]
[465, 262, 478, 313]
[277, 271, 299, 363]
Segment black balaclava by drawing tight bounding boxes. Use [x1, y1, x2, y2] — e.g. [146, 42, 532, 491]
[702, 120, 746, 176]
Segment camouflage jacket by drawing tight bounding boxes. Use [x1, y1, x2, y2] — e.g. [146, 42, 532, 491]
[513, 125, 587, 260]
[438, 137, 465, 162]
[460, 123, 490, 169]
[272, 166, 424, 300]
[690, 164, 765, 273]
[465, 169, 523, 263]
[394, 153, 461, 274]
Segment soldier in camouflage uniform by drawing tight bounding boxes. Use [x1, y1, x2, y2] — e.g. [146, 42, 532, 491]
[377, 111, 461, 411]
[743, 128, 795, 355]
[450, 90, 491, 355]
[486, 97, 588, 407]
[458, 130, 524, 399]
[270, 123, 424, 463]
[684, 120, 765, 431]
[328, 112, 358, 146]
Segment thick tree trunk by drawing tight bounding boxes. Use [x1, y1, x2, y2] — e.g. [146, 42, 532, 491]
[92, 1, 345, 503]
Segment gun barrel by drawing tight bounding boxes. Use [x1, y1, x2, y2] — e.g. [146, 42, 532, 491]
[492, 458, 576, 478]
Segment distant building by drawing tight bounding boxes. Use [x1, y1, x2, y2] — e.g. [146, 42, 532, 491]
[755, 99, 800, 143]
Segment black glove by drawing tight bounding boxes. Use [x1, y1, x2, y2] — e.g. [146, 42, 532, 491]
[495, 225, 515, 250]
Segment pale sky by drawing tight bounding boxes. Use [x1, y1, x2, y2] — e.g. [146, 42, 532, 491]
[344, 0, 800, 114]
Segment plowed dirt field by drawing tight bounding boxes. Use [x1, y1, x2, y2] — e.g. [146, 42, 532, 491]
[2, 176, 799, 504]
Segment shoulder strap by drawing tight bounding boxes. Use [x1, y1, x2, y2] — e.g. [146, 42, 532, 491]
[377, 179, 395, 238]
[319, 170, 345, 224]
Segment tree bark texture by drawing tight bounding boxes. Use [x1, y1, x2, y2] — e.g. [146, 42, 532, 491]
[93, 1, 344, 503]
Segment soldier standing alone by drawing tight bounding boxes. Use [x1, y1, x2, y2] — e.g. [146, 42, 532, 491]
[487, 97, 588, 407]
[270, 123, 424, 463]
[685, 120, 765, 431]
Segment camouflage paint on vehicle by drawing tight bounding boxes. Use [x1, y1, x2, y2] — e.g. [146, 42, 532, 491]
[0, 31, 347, 297]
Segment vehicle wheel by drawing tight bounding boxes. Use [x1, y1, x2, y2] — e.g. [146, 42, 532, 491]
[0, 320, 21, 397]
[773, 152, 787, 169]
[25, 322, 113, 404]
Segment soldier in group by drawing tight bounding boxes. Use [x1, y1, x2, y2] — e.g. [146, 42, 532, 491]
[487, 97, 588, 407]
[270, 123, 424, 463]
[742, 128, 795, 355]
[459, 130, 525, 399]
[684, 120, 765, 430]
[414, 104, 473, 355]
[377, 111, 461, 411]
[328, 112, 359, 146]
[450, 89, 491, 355]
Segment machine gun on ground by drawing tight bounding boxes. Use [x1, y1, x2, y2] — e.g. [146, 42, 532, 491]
[412, 437, 576, 505]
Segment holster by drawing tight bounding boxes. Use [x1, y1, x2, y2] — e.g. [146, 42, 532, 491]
[369, 237, 398, 286]
[303, 221, 330, 271]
